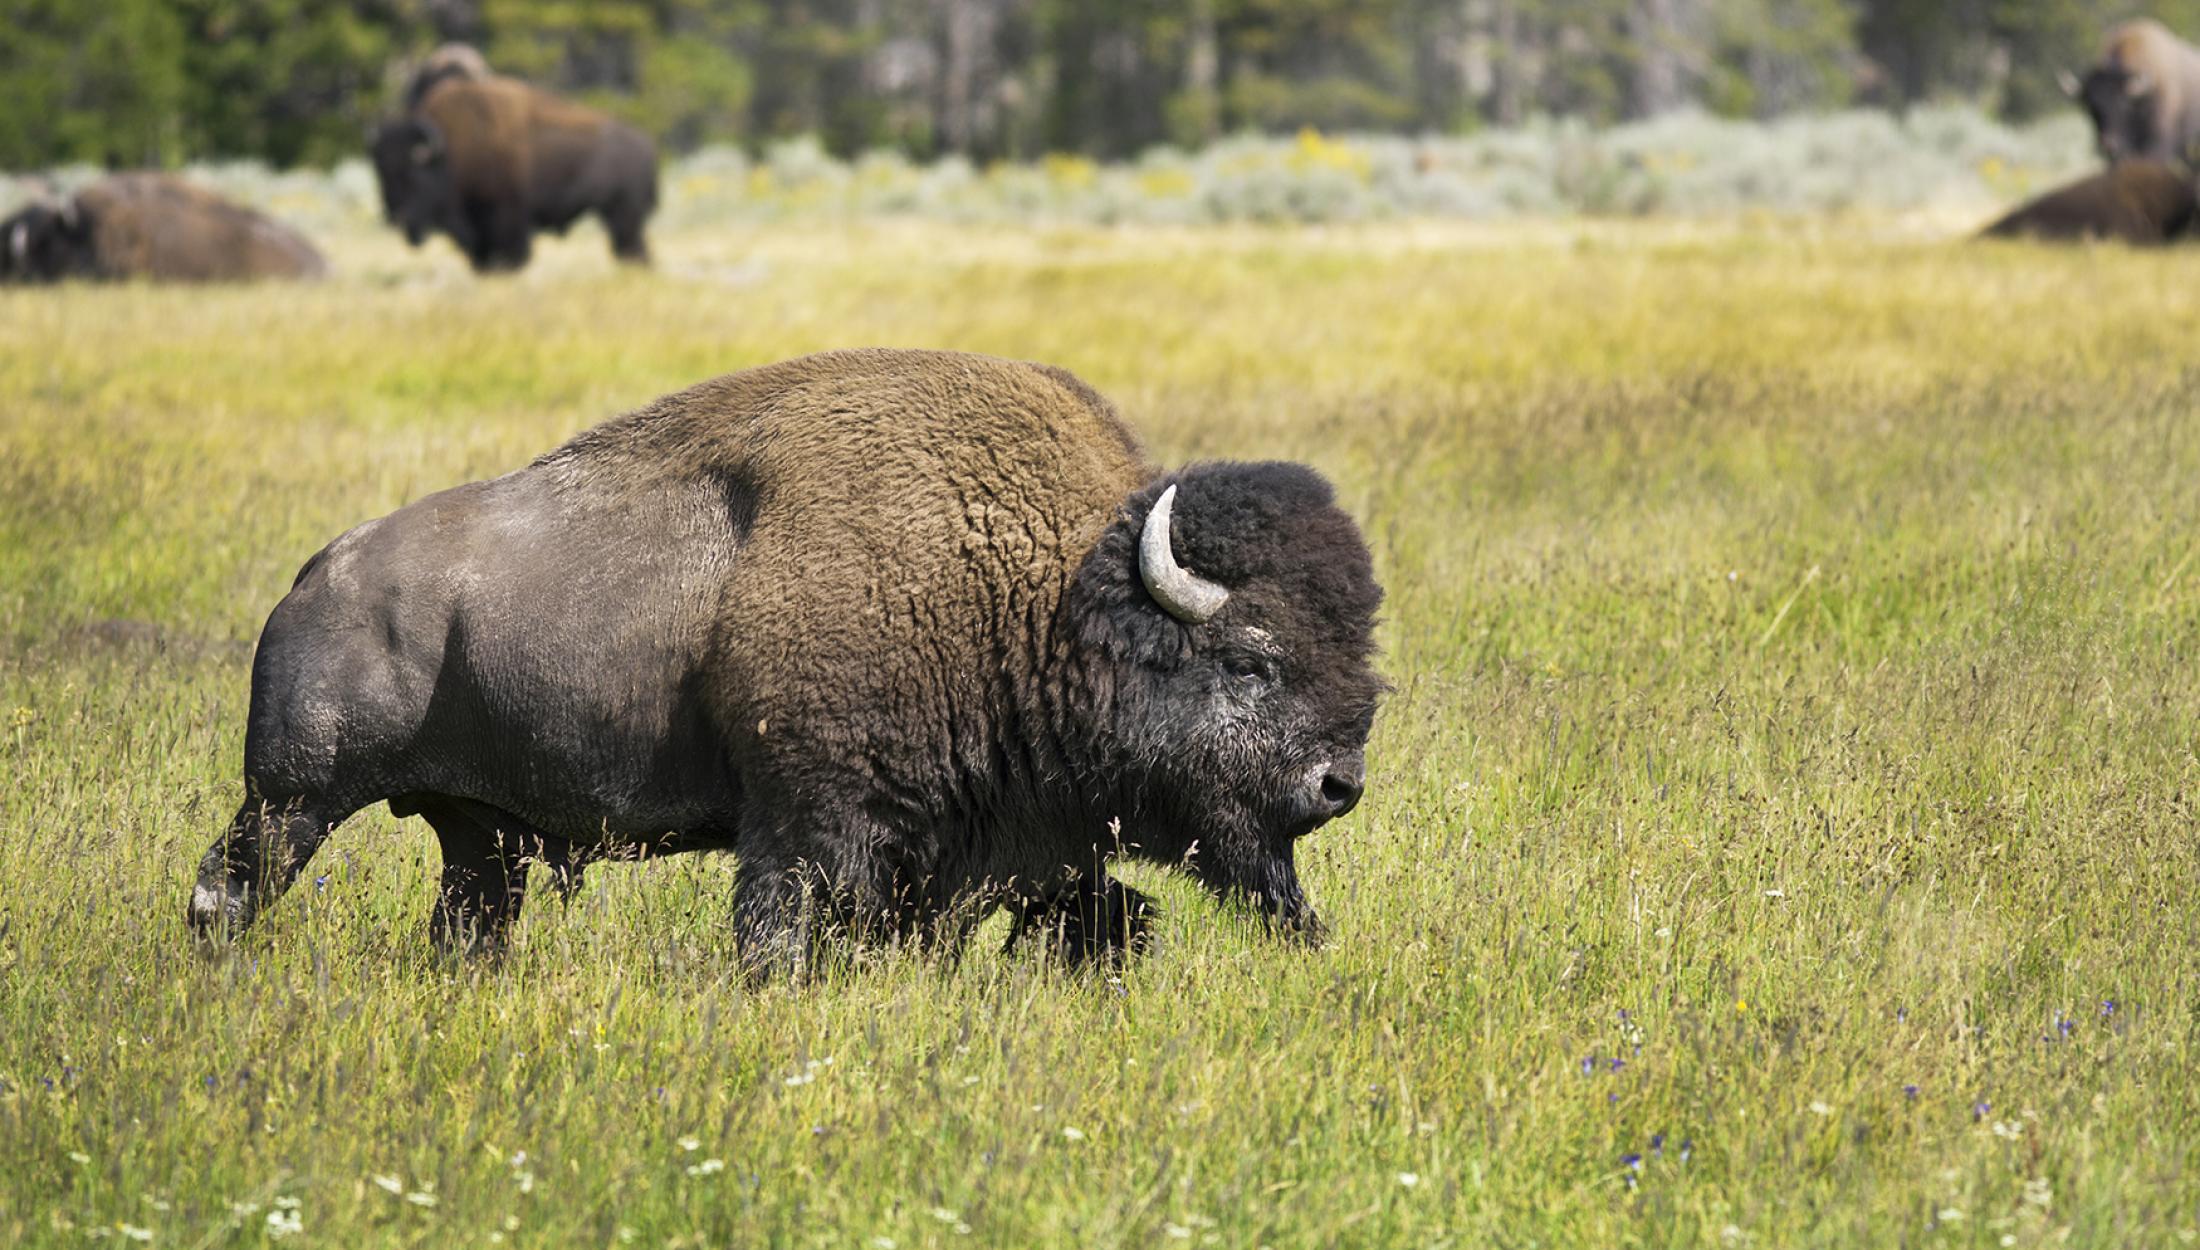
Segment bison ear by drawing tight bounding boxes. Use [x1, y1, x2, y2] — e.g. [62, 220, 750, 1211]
[2057, 68, 2081, 98]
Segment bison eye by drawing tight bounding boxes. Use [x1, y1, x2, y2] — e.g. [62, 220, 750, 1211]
[1220, 654, 1272, 683]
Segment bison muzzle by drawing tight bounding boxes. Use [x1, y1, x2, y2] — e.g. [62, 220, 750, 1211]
[189, 349, 1385, 975]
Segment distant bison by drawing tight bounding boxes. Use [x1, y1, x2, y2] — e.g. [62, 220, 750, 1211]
[1978, 161, 2197, 244]
[2065, 19, 2200, 166]
[2, 174, 325, 284]
[371, 76, 658, 272]
[188, 350, 1385, 974]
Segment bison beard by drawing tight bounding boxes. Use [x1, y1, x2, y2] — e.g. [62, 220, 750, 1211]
[188, 350, 1383, 977]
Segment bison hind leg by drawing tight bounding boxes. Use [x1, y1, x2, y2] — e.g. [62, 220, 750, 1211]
[1004, 875, 1158, 968]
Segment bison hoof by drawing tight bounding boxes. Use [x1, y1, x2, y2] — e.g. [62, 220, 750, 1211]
[187, 879, 254, 943]
[1006, 879, 1158, 967]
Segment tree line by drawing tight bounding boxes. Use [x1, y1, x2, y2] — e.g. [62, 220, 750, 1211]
[6, 0, 2197, 171]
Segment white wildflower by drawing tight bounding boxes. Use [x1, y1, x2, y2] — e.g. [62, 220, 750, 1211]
[67, 1152, 90, 1165]
[962, 1075, 980, 1086]
[1991, 1120, 2024, 1140]
[2022, 1177, 2052, 1208]
[119, 1225, 153, 1243]
[1937, 1208, 1965, 1223]
[405, 1191, 437, 1208]
[1808, 1101, 1833, 1116]
[273, 1197, 300, 1212]
[685, 1158, 725, 1177]
[677, 1136, 701, 1152]
[266, 1208, 302, 1239]
[505, 1215, 521, 1231]
[1165, 1224, 1193, 1240]
[1061, 1127, 1085, 1141]
[372, 1175, 403, 1194]
[226, 1202, 262, 1218]
[930, 1208, 961, 1224]
[514, 1170, 535, 1194]
[1397, 1172, 1420, 1188]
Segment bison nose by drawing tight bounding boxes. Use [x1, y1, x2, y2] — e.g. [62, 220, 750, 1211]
[1317, 755, 1365, 818]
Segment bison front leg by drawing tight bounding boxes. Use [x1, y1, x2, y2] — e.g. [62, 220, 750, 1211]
[416, 798, 538, 955]
[191, 794, 356, 940]
[1004, 875, 1159, 967]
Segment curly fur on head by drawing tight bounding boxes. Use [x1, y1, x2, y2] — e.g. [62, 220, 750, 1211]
[1074, 461, 1383, 670]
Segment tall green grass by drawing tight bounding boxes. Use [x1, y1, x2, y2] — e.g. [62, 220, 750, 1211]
[2, 221, 2197, 1247]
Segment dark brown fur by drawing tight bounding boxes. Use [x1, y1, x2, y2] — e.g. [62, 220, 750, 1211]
[1979, 161, 2198, 244]
[1, 174, 325, 284]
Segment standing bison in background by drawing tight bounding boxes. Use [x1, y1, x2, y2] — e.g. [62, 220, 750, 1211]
[188, 350, 1385, 975]
[371, 75, 658, 272]
[1978, 160, 2198, 244]
[2064, 19, 2200, 166]
[2, 174, 325, 284]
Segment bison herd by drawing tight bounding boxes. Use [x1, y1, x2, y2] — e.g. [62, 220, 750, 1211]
[1982, 19, 2200, 243]
[8, 30, 2196, 974]
[3, 44, 655, 284]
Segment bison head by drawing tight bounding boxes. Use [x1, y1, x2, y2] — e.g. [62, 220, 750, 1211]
[1070, 462, 1385, 940]
[370, 117, 450, 246]
[2070, 65, 2159, 164]
[0, 197, 91, 283]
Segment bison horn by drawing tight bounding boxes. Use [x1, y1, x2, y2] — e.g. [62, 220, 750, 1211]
[1139, 484, 1229, 623]
[2057, 68, 2080, 97]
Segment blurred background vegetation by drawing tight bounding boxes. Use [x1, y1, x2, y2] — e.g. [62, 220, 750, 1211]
[5, 1, 2200, 170]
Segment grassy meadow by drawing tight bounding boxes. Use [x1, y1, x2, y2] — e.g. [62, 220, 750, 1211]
[3, 215, 2199, 1247]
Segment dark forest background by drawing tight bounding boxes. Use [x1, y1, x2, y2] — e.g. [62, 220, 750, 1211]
[2, 0, 2189, 170]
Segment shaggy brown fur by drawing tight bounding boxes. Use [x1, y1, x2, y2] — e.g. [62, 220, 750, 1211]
[2071, 19, 2200, 166]
[1979, 160, 2198, 244]
[1, 174, 325, 284]
[372, 76, 658, 271]
[189, 350, 1385, 974]
[402, 42, 492, 111]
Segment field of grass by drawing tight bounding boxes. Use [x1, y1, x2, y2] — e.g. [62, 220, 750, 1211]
[3, 217, 2199, 1248]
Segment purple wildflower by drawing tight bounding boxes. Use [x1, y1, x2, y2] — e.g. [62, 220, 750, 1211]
[1895, 1007, 1907, 1023]
[2101, 1000, 2118, 1017]
[1581, 1056, 1596, 1077]
[1903, 1084, 1919, 1100]
[314, 874, 328, 891]
[1621, 1153, 1643, 1170]
[1609, 1057, 1625, 1073]
[1678, 1139, 1692, 1162]
[1650, 1133, 1665, 1156]
[1972, 1101, 1991, 1121]
[1607, 1092, 1618, 1106]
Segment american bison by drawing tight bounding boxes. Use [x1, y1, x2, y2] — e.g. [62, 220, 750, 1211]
[371, 75, 658, 272]
[188, 350, 1385, 975]
[2064, 19, 2200, 166]
[1978, 161, 2197, 244]
[2, 174, 325, 284]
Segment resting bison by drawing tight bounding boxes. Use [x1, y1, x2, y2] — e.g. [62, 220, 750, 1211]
[1979, 161, 2198, 244]
[189, 350, 1385, 973]
[2064, 19, 2200, 166]
[371, 76, 658, 272]
[2, 174, 325, 284]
